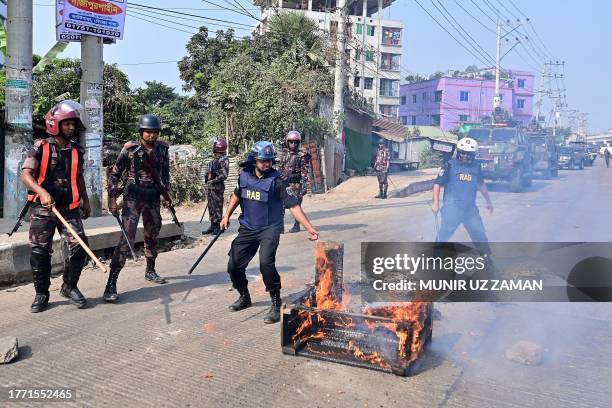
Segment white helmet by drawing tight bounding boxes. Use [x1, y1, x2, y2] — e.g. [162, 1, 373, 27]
[457, 137, 478, 153]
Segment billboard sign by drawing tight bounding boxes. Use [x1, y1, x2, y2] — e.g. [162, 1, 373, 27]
[58, 0, 126, 41]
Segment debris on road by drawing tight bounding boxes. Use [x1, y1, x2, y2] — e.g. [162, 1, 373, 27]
[505, 340, 543, 366]
[0, 337, 18, 364]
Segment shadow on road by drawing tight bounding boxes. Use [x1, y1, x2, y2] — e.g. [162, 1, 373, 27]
[316, 223, 368, 233]
[11, 345, 33, 364]
[486, 180, 551, 193]
[305, 199, 432, 222]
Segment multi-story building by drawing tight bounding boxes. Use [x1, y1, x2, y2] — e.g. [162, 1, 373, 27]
[254, 0, 403, 119]
[0, 1, 6, 67]
[398, 69, 535, 131]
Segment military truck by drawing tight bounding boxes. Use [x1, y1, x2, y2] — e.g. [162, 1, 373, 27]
[558, 146, 585, 170]
[468, 125, 533, 192]
[527, 132, 558, 178]
[568, 141, 596, 166]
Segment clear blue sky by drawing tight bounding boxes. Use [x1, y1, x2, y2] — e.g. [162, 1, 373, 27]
[32, 0, 611, 133]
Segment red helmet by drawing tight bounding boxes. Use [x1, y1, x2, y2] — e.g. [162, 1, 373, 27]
[45, 100, 86, 136]
[213, 138, 228, 154]
[286, 130, 302, 143]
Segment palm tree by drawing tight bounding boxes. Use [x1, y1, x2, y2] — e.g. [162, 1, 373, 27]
[267, 12, 326, 67]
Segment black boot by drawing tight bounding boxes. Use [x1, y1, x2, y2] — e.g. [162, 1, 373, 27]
[30, 247, 51, 313]
[202, 223, 215, 235]
[289, 221, 300, 233]
[210, 222, 221, 236]
[228, 287, 252, 311]
[60, 247, 87, 308]
[375, 184, 384, 198]
[382, 184, 388, 199]
[264, 290, 282, 324]
[144, 258, 167, 284]
[103, 268, 120, 303]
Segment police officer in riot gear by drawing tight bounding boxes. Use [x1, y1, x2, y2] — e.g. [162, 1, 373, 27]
[21, 100, 91, 312]
[202, 138, 229, 235]
[278, 130, 311, 233]
[221, 141, 319, 324]
[431, 137, 493, 249]
[105, 114, 171, 302]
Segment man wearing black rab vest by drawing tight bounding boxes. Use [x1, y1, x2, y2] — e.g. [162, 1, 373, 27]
[21, 100, 91, 313]
[220, 141, 319, 324]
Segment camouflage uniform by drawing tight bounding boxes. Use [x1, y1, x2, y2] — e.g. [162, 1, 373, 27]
[204, 154, 229, 224]
[107, 140, 170, 273]
[374, 146, 391, 198]
[22, 137, 88, 300]
[278, 147, 311, 205]
[278, 147, 311, 232]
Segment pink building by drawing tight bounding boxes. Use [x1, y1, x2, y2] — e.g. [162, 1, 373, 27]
[399, 70, 535, 130]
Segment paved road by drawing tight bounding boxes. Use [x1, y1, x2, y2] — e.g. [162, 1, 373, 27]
[1, 161, 611, 407]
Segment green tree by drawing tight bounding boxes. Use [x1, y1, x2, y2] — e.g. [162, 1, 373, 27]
[134, 80, 178, 108]
[178, 27, 248, 107]
[179, 14, 336, 152]
[404, 73, 427, 84]
[265, 12, 327, 67]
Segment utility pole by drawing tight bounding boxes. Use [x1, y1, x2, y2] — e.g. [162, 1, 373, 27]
[534, 64, 546, 123]
[79, 35, 104, 216]
[332, 0, 347, 139]
[553, 110, 560, 140]
[493, 16, 502, 110]
[375, 0, 382, 115]
[3, 0, 33, 219]
[360, 0, 366, 95]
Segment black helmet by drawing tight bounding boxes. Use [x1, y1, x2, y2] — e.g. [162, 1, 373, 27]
[251, 141, 276, 161]
[138, 114, 161, 131]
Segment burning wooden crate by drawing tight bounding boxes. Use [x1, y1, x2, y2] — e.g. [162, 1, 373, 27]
[281, 242, 433, 376]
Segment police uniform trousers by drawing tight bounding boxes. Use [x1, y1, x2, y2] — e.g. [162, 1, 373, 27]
[437, 203, 491, 255]
[110, 197, 162, 272]
[227, 225, 282, 293]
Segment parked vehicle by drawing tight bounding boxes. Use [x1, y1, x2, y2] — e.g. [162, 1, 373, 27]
[558, 146, 585, 170]
[527, 133, 558, 178]
[569, 141, 596, 166]
[469, 126, 533, 192]
[584, 146, 598, 166]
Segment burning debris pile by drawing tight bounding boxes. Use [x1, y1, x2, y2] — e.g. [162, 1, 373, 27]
[282, 242, 433, 376]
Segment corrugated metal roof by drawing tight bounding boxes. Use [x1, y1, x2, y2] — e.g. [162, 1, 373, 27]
[373, 119, 457, 144]
[372, 130, 405, 143]
[372, 118, 409, 141]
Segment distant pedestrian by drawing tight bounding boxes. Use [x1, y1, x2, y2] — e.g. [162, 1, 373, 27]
[605, 148, 610, 168]
[202, 138, 229, 235]
[374, 140, 390, 199]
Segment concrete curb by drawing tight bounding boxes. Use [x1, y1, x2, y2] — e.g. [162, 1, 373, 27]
[0, 223, 183, 287]
[391, 178, 436, 198]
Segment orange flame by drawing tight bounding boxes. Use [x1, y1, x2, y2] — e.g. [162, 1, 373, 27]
[291, 244, 430, 366]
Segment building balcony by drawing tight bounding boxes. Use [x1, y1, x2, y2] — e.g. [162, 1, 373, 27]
[380, 63, 400, 72]
[382, 27, 402, 46]
[379, 89, 399, 98]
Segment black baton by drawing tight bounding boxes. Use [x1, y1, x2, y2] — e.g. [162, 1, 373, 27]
[188, 228, 225, 275]
[114, 214, 138, 260]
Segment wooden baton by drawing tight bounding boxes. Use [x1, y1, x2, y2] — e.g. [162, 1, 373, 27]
[50, 205, 108, 274]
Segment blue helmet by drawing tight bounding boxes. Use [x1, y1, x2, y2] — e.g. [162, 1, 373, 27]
[251, 141, 276, 161]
